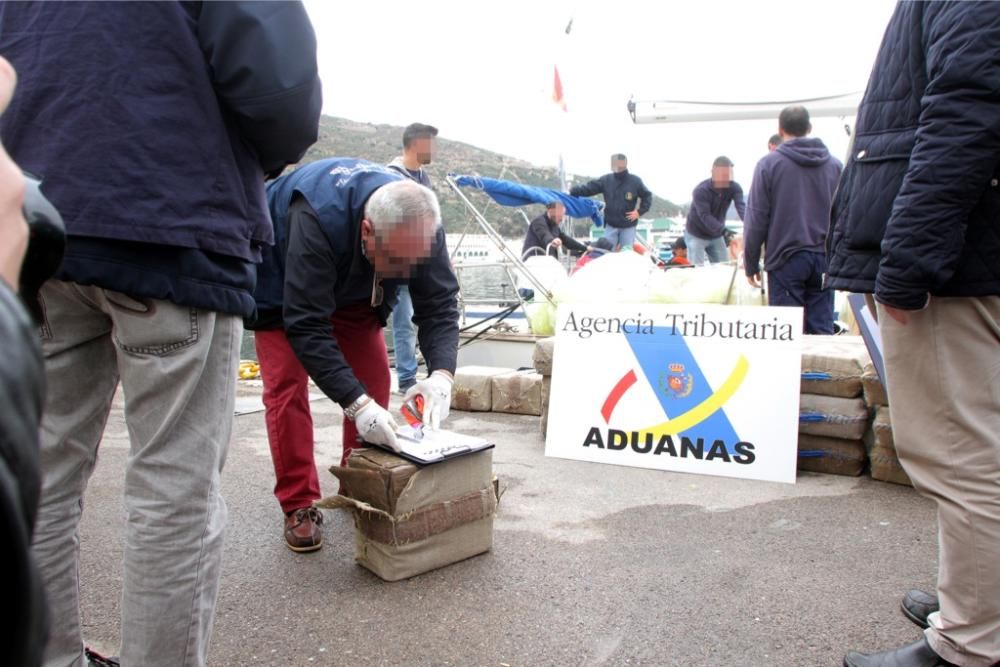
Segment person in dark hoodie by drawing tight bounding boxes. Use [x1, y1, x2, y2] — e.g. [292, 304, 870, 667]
[829, 3, 1000, 666]
[570, 153, 652, 250]
[685, 156, 746, 264]
[0, 4, 322, 665]
[743, 105, 843, 334]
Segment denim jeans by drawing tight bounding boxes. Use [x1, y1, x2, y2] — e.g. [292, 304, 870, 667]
[34, 281, 239, 667]
[685, 232, 728, 265]
[391, 285, 418, 389]
[602, 225, 637, 251]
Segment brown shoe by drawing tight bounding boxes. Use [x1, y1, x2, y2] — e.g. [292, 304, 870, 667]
[283, 507, 324, 553]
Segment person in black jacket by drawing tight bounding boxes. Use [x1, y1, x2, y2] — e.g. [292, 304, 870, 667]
[827, 3, 1000, 666]
[0, 54, 48, 667]
[570, 153, 652, 250]
[521, 201, 589, 259]
[0, 4, 321, 666]
[685, 156, 747, 264]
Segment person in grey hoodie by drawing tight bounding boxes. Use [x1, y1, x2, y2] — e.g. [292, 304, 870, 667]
[743, 105, 843, 334]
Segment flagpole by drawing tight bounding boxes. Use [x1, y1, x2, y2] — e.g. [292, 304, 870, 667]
[555, 16, 573, 236]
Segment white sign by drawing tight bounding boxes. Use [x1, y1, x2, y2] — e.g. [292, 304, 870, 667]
[545, 303, 803, 484]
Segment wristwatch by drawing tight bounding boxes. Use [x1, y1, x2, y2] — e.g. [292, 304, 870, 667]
[343, 393, 372, 421]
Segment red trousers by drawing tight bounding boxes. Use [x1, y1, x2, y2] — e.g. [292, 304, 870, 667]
[254, 305, 390, 514]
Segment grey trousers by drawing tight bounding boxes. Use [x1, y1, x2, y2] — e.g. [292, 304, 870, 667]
[879, 296, 1000, 666]
[34, 281, 239, 667]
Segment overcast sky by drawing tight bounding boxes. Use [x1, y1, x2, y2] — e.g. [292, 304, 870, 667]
[302, 0, 898, 205]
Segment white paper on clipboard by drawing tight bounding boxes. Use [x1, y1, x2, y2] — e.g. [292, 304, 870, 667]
[847, 293, 886, 388]
[390, 426, 494, 465]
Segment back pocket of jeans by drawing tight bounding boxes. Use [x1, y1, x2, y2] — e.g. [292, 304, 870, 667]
[106, 291, 200, 356]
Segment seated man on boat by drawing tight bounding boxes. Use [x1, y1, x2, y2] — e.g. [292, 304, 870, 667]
[521, 200, 589, 260]
[247, 157, 460, 553]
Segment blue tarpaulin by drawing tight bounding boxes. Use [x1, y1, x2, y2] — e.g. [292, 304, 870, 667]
[451, 174, 604, 227]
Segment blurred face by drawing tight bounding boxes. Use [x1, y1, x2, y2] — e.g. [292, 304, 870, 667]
[711, 165, 732, 188]
[362, 215, 436, 278]
[674, 247, 687, 259]
[611, 158, 627, 173]
[409, 136, 435, 166]
[547, 204, 565, 224]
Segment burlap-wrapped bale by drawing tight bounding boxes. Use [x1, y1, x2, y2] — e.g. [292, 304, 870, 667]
[797, 434, 866, 477]
[491, 370, 543, 416]
[799, 335, 870, 398]
[799, 393, 870, 440]
[861, 361, 889, 408]
[322, 448, 496, 581]
[451, 366, 516, 412]
[865, 407, 912, 486]
[540, 376, 552, 437]
[532, 337, 555, 376]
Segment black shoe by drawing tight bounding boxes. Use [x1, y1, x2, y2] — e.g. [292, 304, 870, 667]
[843, 637, 956, 667]
[901, 589, 939, 629]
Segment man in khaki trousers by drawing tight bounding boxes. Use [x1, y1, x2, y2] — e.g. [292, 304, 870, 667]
[825, 2, 1000, 666]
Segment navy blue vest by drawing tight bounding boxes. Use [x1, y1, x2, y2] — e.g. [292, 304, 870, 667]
[255, 158, 403, 316]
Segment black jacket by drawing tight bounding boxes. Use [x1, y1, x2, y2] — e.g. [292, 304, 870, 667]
[522, 213, 588, 258]
[0, 282, 48, 666]
[686, 178, 746, 240]
[0, 1, 322, 316]
[826, 1, 1000, 308]
[570, 170, 652, 229]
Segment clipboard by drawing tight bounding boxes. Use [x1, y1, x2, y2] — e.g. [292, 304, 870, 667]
[847, 293, 886, 389]
[359, 427, 494, 465]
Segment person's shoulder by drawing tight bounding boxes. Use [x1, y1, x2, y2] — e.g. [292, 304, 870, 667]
[693, 178, 712, 194]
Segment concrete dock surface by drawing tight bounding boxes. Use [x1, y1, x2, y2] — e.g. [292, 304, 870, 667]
[76, 382, 937, 667]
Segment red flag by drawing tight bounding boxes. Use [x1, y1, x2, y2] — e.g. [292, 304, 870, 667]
[552, 65, 567, 112]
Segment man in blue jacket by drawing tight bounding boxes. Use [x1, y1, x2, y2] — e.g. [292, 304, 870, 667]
[248, 158, 460, 554]
[0, 4, 321, 665]
[685, 156, 747, 264]
[828, 3, 1000, 666]
[571, 153, 652, 250]
[744, 106, 842, 334]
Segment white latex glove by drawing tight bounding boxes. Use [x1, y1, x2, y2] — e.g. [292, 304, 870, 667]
[353, 400, 400, 451]
[403, 370, 453, 430]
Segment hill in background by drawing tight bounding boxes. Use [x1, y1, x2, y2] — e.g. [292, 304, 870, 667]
[295, 116, 684, 239]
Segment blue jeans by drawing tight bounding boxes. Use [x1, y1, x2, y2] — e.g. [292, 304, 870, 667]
[685, 232, 728, 265]
[766, 250, 834, 334]
[602, 225, 637, 250]
[391, 285, 418, 389]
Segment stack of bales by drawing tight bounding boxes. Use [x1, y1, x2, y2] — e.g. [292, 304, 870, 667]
[533, 338, 554, 438]
[797, 336, 872, 476]
[861, 361, 911, 486]
[450, 365, 544, 418]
